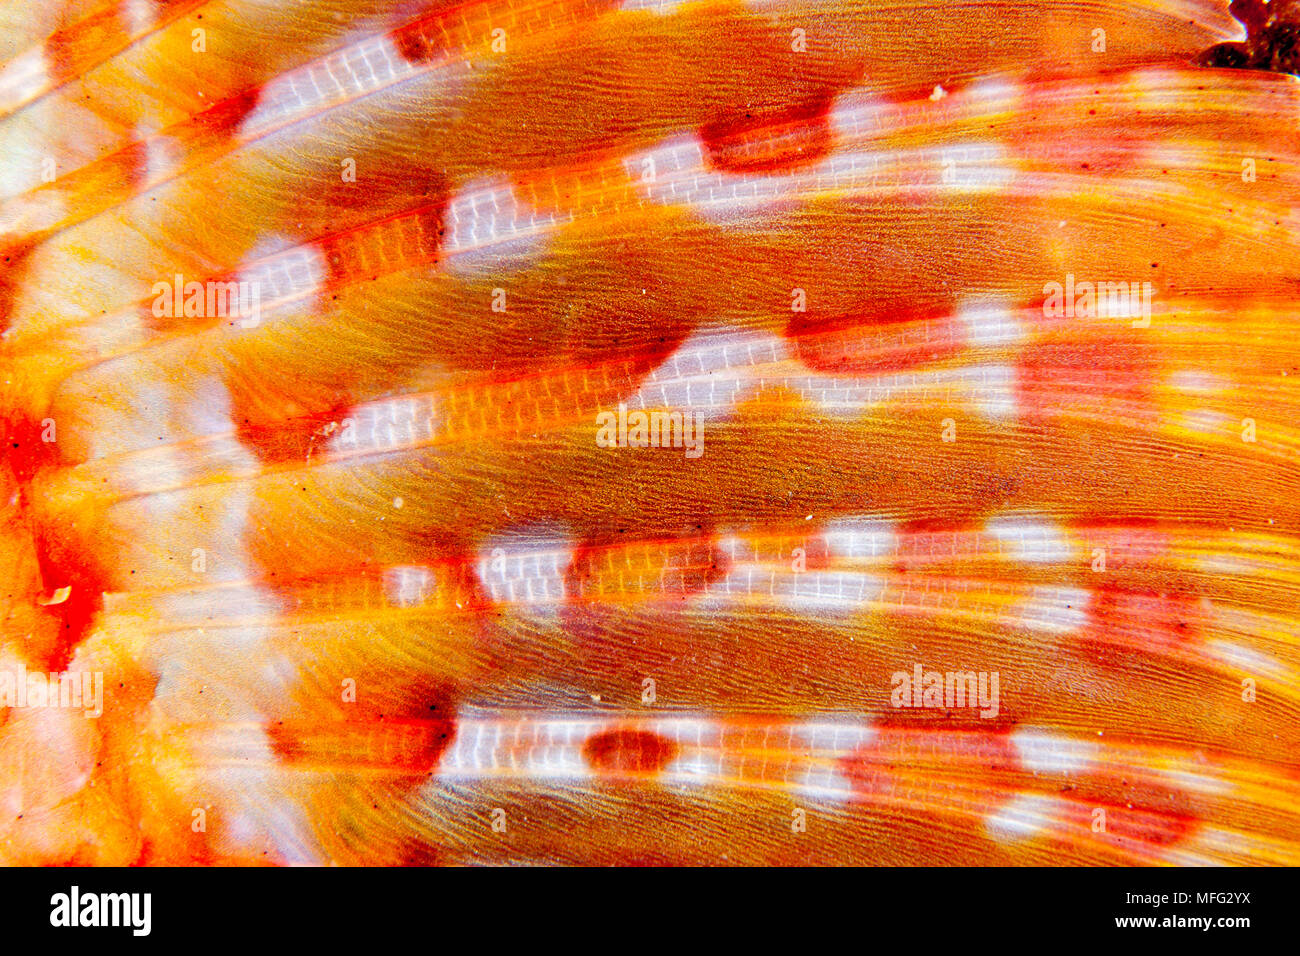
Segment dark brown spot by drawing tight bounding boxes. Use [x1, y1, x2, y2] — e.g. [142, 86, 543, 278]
[583, 729, 679, 775]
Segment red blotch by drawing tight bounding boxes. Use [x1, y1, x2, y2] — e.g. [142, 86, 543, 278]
[0, 240, 38, 337]
[556, 537, 730, 700]
[1020, 84, 1150, 175]
[44, 5, 129, 86]
[700, 94, 837, 176]
[29, 522, 109, 671]
[1079, 586, 1205, 670]
[189, 87, 263, 146]
[1062, 775, 1198, 848]
[132, 834, 219, 867]
[141, 266, 251, 335]
[395, 838, 445, 866]
[318, 200, 446, 291]
[1016, 337, 1155, 422]
[1, 413, 104, 669]
[654, 537, 732, 602]
[102, 139, 148, 194]
[226, 367, 355, 465]
[839, 718, 1021, 801]
[3, 412, 62, 486]
[788, 308, 964, 375]
[564, 534, 729, 610]
[790, 533, 834, 570]
[837, 723, 1019, 796]
[583, 728, 680, 776]
[268, 717, 457, 776]
[391, 20, 448, 64]
[1083, 520, 1170, 572]
[1072, 130, 1148, 176]
[890, 518, 984, 574]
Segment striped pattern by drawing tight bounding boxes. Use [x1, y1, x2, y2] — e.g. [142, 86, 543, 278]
[0, 0, 1299, 865]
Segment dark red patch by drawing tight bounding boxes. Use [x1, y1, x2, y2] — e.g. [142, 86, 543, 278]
[1016, 337, 1155, 422]
[43, 140, 147, 235]
[29, 520, 109, 672]
[1070, 130, 1148, 177]
[0, 240, 38, 337]
[1092, 801, 1198, 847]
[396, 837, 445, 866]
[43, 5, 129, 86]
[189, 87, 263, 145]
[3, 412, 61, 485]
[839, 717, 1021, 800]
[1082, 519, 1168, 572]
[1230, 0, 1273, 33]
[226, 365, 355, 465]
[556, 536, 731, 702]
[889, 518, 983, 573]
[391, 19, 449, 65]
[318, 201, 446, 290]
[140, 266, 249, 335]
[1064, 775, 1198, 848]
[583, 728, 679, 775]
[268, 717, 457, 776]
[1, 412, 103, 669]
[563, 533, 730, 608]
[1079, 586, 1204, 670]
[132, 834, 218, 867]
[661, 539, 731, 600]
[700, 94, 837, 176]
[788, 307, 963, 375]
[791, 534, 834, 570]
[237, 403, 356, 464]
[100, 139, 149, 196]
